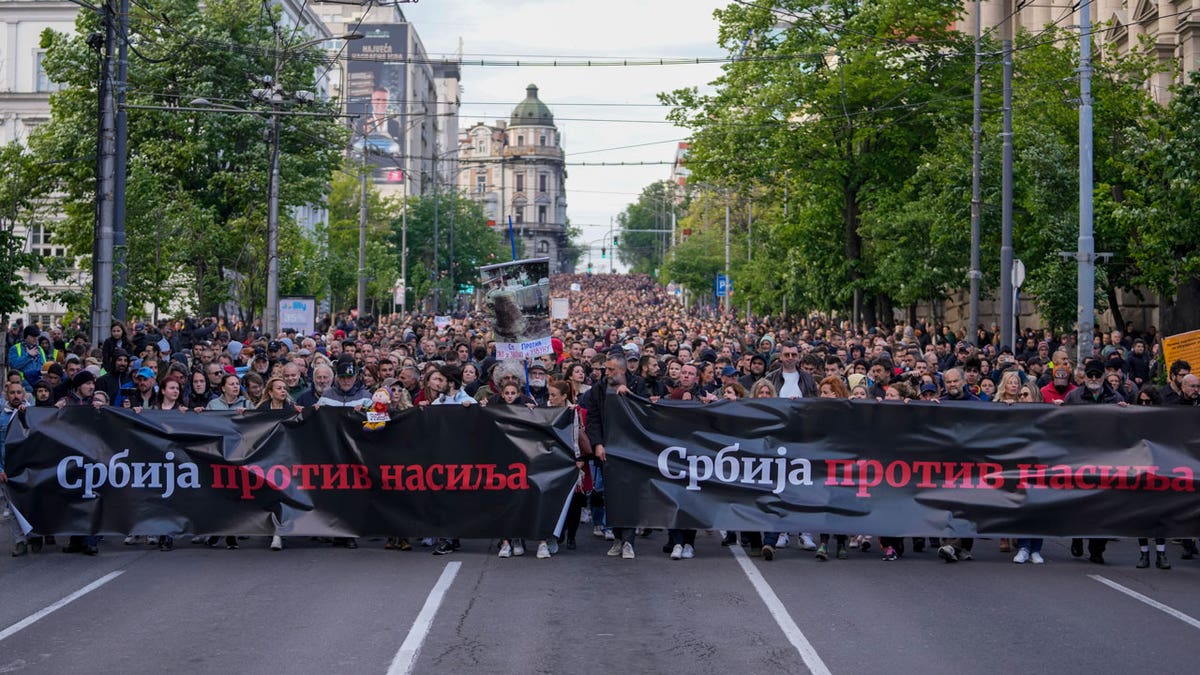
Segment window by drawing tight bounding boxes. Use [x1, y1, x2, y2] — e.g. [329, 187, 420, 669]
[538, 173, 548, 193]
[539, 135, 546, 146]
[515, 207, 524, 224]
[536, 240, 550, 254]
[30, 314, 63, 330]
[476, 139, 485, 153]
[35, 52, 62, 93]
[476, 174, 487, 193]
[515, 173, 524, 192]
[538, 205, 547, 224]
[517, 135, 525, 147]
[28, 225, 65, 258]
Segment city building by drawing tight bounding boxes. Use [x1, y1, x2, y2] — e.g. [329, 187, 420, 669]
[962, 0, 1197, 103]
[456, 85, 571, 272]
[314, 1, 460, 198]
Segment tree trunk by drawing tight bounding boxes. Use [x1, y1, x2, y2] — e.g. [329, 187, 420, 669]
[843, 181, 863, 327]
[1160, 277, 1200, 336]
[1106, 285, 1125, 335]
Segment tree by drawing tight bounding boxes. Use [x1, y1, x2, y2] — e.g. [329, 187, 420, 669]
[311, 169, 402, 314]
[617, 181, 680, 276]
[392, 191, 508, 311]
[663, 0, 973, 327]
[0, 144, 49, 367]
[33, 0, 346, 322]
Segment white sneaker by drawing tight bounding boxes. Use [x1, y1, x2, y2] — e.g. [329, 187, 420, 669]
[270, 536, 283, 551]
[420, 537, 435, 547]
[607, 541, 622, 557]
[621, 541, 635, 559]
[593, 525, 605, 538]
[603, 529, 614, 541]
[799, 533, 817, 550]
[1030, 551, 1045, 564]
[536, 542, 551, 559]
[548, 539, 559, 555]
[682, 544, 695, 559]
[145, 536, 159, 546]
[498, 542, 512, 558]
[512, 540, 525, 557]
[777, 533, 790, 548]
[670, 544, 683, 560]
[191, 536, 206, 545]
[124, 535, 137, 545]
[1013, 548, 1031, 564]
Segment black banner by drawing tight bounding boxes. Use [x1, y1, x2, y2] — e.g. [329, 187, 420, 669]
[603, 397, 1200, 537]
[4, 406, 578, 538]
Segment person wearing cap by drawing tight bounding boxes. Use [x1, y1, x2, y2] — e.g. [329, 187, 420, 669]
[8, 326, 47, 392]
[1063, 358, 1127, 564]
[126, 367, 160, 411]
[57, 370, 97, 407]
[918, 382, 939, 401]
[526, 362, 550, 406]
[1040, 363, 1076, 404]
[316, 359, 372, 409]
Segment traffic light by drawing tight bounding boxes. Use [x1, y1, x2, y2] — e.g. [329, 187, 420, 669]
[601, 247, 606, 258]
[613, 235, 619, 246]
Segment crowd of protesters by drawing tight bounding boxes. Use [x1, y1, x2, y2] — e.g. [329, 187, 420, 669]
[2, 272, 1197, 568]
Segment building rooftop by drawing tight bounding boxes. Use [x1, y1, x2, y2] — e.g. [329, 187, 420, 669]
[510, 84, 554, 127]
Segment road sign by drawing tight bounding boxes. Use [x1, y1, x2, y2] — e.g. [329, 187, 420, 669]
[1012, 259, 1026, 288]
[458, 284, 475, 294]
[716, 274, 728, 297]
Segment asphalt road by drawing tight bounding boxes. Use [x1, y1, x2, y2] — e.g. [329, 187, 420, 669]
[2, 521, 1198, 674]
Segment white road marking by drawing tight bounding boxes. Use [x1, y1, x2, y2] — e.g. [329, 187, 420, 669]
[387, 561, 462, 675]
[730, 546, 832, 675]
[1089, 574, 1200, 630]
[0, 570, 125, 642]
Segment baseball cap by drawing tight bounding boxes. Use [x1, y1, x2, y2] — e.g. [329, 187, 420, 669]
[134, 366, 156, 380]
[1084, 360, 1105, 377]
[919, 383, 938, 395]
[336, 360, 356, 378]
[529, 362, 547, 373]
[268, 341, 282, 352]
[720, 365, 737, 377]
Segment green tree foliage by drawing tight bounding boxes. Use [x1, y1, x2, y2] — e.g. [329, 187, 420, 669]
[391, 190, 508, 310]
[664, 0, 1175, 331]
[314, 169, 402, 313]
[663, 0, 973, 326]
[616, 181, 680, 275]
[0, 144, 48, 323]
[32, 0, 346, 321]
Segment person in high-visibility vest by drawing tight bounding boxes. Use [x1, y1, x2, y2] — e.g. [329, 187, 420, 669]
[7, 326, 46, 392]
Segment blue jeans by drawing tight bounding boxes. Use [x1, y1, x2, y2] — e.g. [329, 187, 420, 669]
[1016, 538, 1043, 553]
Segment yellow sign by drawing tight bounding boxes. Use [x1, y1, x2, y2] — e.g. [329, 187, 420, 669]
[1162, 329, 1200, 370]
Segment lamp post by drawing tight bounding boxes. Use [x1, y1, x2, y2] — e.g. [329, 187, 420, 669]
[192, 31, 360, 337]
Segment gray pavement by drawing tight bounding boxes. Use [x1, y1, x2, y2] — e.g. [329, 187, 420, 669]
[1, 523, 1198, 674]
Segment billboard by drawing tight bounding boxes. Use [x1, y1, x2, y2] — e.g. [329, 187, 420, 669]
[346, 24, 408, 184]
[279, 296, 317, 334]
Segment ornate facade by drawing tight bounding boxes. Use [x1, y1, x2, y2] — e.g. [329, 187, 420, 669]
[456, 85, 570, 272]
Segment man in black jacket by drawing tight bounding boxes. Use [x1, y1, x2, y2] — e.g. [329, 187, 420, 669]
[765, 341, 817, 399]
[1064, 358, 1127, 563]
[582, 352, 636, 559]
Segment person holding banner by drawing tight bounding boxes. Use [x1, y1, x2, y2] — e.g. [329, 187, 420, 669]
[582, 352, 637, 559]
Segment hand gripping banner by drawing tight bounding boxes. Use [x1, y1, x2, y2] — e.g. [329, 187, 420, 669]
[601, 397, 1200, 537]
[3, 406, 578, 538]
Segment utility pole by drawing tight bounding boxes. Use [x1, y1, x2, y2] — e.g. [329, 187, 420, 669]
[400, 170, 408, 314]
[432, 147, 440, 313]
[968, 0, 983, 347]
[91, 0, 116, 347]
[999, 10, 1015, 350]
[113, 0, 129, 322]
[1076, 0, 1096, 364]
[356, 136, 367, 321]
[263, 20, 283, 339]
[724, 198, 730, 312]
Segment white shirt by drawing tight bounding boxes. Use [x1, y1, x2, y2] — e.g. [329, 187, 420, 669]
[779, 370, 802, 398]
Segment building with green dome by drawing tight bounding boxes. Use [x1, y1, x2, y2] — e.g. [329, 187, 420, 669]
[457, 84, 570, 272]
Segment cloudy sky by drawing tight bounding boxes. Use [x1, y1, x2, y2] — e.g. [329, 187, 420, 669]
[400, 0, 730, 271]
